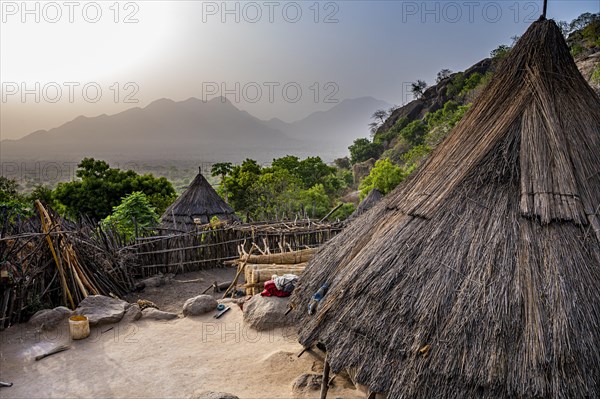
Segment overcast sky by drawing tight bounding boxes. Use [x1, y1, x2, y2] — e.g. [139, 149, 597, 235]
[1, 0, 598, 140]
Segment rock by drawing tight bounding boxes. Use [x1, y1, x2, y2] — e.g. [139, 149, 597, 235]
[242, 295, 293, 331]
[189, 391, 239, 399]
[182, 295, 218, 317]
[142, 308, 178, 321]
[122, 304, 142, 323]
[292, 373, 323, 392]
[75, 295, 128, 326]
[352, 158, 376, 184]
[29, 306, 73, 330]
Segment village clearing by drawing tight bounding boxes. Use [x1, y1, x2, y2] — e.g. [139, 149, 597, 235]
[0, 269, 362, 399]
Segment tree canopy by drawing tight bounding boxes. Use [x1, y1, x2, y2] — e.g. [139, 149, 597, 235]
[54, 158, 176, 220]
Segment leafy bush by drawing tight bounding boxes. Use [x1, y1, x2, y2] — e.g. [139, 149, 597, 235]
[446, 72, 465, 98]
[101, 192, 159, 241]
[490, 45, 511, 61]
[373, 117, 409, 145]
[571, 43, 584, 57]
[359, 158, 405, 199]
[398, 120, 428, 146]
[330, 202, 355, 221]
[349, 138, 383, 164]
[592, 64, 600, 83]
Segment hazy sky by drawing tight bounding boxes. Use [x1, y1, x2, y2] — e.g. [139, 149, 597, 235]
[1, 0, 598, 140]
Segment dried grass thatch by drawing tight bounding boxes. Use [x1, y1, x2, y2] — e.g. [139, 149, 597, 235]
[348, 189, 383, 221]
[160, 172, 239, 231]
[292, 18, 600, 398]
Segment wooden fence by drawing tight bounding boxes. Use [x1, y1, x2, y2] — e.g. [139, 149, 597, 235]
[131, 221, 343, 277]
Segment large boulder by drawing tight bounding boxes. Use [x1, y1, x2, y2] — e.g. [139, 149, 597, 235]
[29, 306, 73, 330]
[189, 391, 239, 399]
[142, 308, 178, 321]
[75, 295, 128, 326]
[182, 295, 218, 317]
[243, 295, 293, 331]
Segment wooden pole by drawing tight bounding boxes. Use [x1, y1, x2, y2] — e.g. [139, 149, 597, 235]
[542, 0, 548, 18]
[320, 354, 330, 399]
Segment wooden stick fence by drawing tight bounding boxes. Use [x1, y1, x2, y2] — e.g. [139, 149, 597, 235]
[132, 221, 342, 277]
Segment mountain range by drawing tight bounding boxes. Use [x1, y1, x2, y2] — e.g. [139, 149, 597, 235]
[1, 96, 390, 163]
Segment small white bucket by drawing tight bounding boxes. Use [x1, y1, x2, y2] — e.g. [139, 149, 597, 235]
[69, 315, 90, 340]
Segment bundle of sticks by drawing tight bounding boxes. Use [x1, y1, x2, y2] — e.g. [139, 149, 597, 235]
[34, 201, 133, 307]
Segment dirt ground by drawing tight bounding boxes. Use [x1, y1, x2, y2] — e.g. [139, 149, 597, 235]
[0, 269, 363, 399]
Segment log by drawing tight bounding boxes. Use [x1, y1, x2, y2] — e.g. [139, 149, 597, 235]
[240, 248, 315, 264]
[249, 264, 306, 284]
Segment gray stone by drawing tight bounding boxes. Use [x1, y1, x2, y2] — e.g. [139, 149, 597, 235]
[182, 295, 218, 317]
[29, 306, 73, 330]
[292, 373, 323, 392]
[122, 304, 142, 323]
[189, 391, 239, 399]
[242, 295, 294, 331]
[142, 308, 178, 320]
[75, 295, 128, 326]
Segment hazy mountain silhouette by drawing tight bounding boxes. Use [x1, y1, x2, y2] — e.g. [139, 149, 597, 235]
[265, 97, 392, 150]
[1, 96, 390, 163]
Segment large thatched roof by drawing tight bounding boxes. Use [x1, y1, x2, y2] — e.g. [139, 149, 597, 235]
[292, 18, 600, 398]
[160, 172, 239, 231]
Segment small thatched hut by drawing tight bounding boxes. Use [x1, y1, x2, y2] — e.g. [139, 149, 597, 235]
[292, 18, 600, 398]
[160, 171, 239, 231]
[348, 189, 383, 221]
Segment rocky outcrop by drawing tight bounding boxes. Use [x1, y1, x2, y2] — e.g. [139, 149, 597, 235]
[352, 158, 376, 184]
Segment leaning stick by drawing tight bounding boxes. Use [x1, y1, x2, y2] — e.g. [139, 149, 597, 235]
[222, 246, 255, 298]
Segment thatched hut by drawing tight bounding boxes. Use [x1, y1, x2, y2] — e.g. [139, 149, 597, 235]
[348, 189, 383, 221]
[292, 18, 600, 398]
[160, 172, 239, 231]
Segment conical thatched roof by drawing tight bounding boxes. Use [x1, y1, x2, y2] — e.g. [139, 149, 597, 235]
[160, 172, 239, 231]
[292, 18, 600, 398]
[347, 189, 383, 222]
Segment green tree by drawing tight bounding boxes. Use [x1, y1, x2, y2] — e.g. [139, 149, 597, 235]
[101, 192, 159, 241]
[349, 138, 383, 164]
[411, 80, 428, 99]
[333, 157, 351, 170]
[54, 158, 176, 220]
[211, 162, 233, 202]
[248, 169, 302, 220]
[299, 184, 331, 219]
[436, 69, 453, 83]
[221, 159, 263, 219]
[490, 44, 511, 60]
[359, 158, 404, 199]
[570, 12, 599, 32]
[0, 176, 19, 203]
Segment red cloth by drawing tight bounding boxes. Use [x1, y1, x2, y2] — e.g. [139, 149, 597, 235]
[261, 280, 291, 297]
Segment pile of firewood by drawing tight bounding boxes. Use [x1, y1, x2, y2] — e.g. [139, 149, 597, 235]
[222, 241, 315, 296]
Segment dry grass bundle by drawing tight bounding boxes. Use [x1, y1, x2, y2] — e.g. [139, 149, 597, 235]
[292, 18, 600, 398]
